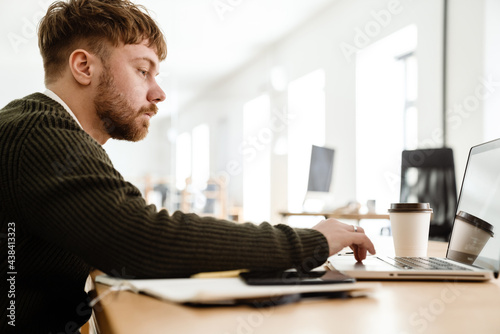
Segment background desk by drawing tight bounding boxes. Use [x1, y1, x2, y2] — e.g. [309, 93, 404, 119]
[90, 240, 500, 334]
[279, 211, 390, 224]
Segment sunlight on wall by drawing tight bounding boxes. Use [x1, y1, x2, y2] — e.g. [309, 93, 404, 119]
[287, 69, 326, 212]
[242, 94, 271, 222]
[175, 132, 191, 190]
[192, 124, 210, 189]
[356, 24, 417, 212]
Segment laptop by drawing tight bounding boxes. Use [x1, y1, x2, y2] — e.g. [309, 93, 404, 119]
[327, 138, 500, 281]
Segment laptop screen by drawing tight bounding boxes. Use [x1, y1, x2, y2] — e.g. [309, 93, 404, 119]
[446, 138, 500, 274]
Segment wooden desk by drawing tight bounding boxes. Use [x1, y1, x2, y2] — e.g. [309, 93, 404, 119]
[279, 211, 390, 223]
[90, 241, 500, 333]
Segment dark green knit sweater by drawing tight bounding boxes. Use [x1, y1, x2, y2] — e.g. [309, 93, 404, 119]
[0, 93, 329, 333]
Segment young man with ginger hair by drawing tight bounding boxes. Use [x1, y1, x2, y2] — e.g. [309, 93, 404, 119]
[0, 0, 375, 332]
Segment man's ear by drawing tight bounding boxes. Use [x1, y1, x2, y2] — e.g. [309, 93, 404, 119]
[68, 49, 97, 86]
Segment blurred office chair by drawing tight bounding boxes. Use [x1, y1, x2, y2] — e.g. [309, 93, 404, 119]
[400, 148, 458, 241]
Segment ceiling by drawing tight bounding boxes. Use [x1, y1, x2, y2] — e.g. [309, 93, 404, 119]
[0, 0, 338, 114]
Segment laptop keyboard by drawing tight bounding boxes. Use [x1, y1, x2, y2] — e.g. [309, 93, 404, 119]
[384, 257, 473, 271]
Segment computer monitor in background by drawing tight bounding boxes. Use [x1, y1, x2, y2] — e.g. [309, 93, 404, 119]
[303, 145, 335, 212]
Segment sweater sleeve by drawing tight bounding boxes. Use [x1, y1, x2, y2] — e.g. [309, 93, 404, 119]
[14, 115, 329, 278]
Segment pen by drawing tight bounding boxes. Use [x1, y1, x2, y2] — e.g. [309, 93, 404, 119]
[338, 251, 354, 255]
[190, 269, 249, 279]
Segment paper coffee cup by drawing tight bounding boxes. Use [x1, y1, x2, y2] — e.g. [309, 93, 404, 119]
[447, 211, 494, 265]
[388, 203, 433, 257]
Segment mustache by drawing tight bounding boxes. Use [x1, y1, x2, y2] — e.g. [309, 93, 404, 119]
[140, 104, 158, 116]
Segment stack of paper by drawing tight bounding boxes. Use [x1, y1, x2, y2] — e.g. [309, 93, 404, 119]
[95, 274, 380, 305]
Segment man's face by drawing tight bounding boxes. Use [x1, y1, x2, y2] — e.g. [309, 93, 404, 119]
[94, 41, 166, 142]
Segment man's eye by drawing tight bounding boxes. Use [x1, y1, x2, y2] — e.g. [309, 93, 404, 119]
[139, 69, 149, 77]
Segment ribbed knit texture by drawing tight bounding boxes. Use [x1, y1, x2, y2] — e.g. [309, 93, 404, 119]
[0, 93, 329, 333]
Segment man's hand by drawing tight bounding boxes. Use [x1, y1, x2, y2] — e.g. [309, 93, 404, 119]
[312, 219, 376, 262]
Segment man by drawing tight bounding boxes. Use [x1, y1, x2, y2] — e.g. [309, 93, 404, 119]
[0, 0, 375, 332]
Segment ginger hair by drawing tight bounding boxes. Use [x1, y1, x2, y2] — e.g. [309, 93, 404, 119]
[38, 0, 167, 85]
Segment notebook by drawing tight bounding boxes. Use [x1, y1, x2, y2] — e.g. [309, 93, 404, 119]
[95, 272, 380, 305]
[327, 138, 500, 281]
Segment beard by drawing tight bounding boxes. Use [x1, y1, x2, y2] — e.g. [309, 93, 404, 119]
[94, 66, 158, 142]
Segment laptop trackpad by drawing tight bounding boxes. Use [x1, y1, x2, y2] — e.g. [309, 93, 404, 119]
[328, 255, 397, 271]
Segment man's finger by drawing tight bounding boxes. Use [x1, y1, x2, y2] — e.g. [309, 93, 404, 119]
[353, 233, 376, 255]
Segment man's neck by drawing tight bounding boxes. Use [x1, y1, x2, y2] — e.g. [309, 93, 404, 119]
[47, 84, 110, 145]
[43, 89, 83, 129]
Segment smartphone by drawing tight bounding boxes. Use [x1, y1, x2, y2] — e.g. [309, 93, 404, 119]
[240, 269, 355, 286]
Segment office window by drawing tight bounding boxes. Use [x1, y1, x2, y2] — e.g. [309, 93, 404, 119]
[242, 94, 271, 222]
[401, 53, 418, 149]
[175, 132, 191, 190]
[356, 25, 418, 213]
[287, 69, 326, 212]
[191, 124, 210, 189]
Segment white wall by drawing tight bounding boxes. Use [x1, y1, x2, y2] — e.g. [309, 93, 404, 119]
[483, 0, 500, 142]
[446, 0, 500, 184]
[446, 0, 486, 183]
